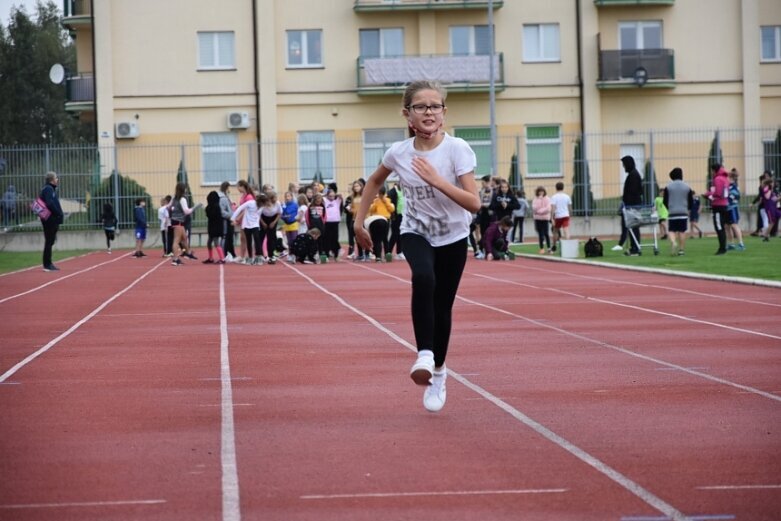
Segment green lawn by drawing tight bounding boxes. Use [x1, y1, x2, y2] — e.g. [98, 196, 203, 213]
[0, 250, 93, 274]
[511, 235, 781, 282]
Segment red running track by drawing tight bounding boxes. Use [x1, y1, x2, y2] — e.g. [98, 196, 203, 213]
[0, 250, 779, 521]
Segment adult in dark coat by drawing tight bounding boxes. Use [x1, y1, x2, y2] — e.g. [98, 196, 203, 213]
[40, 171, 64, 271]
[621, 155, 644, 255]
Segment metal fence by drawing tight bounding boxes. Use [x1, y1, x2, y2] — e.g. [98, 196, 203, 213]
[1, 126, 778, 231]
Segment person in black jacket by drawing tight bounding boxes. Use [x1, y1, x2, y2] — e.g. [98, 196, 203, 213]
[40, 171, 64, 271]
[489, 178, 520, 222]
[621, 155, 644, 255]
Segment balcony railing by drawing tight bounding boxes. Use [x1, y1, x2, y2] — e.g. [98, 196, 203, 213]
[595, 0, 674, 6]
[62, 0, 91, 28]
[357, 53, 504, 94]
[354, 0, 503, 12]
[65, 75, 94, 110]
[597, 49, 675, 87]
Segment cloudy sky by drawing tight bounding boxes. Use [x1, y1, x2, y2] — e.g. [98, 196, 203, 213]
[0, 0, 58, 26]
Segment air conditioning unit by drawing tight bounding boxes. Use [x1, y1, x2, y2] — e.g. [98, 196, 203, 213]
[227, 111, 250, 130]
[115, 121, 140, 139]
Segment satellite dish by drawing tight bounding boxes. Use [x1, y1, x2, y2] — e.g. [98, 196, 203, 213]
[49, 63, 65, 85]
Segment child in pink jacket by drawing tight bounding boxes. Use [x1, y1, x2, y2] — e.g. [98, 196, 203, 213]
[532, 186, 552, 254]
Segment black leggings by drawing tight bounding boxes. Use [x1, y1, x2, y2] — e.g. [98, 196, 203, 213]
[243, 227, 262, 256]
[534, 219, 550, 249]
[402, 234, 467, 368]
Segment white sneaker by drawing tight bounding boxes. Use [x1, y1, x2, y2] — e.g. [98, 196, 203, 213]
[395, 253, 406, 260]
[225, 253, 234, 262]
[423, 367, 447, 412]
[611, 245, 623, 251]
[410, 350, 435, 386]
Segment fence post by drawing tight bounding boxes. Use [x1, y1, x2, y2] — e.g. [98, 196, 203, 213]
[113, 147, 120, 226]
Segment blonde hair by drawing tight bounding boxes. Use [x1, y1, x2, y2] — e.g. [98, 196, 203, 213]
[402, 80, 447, 111]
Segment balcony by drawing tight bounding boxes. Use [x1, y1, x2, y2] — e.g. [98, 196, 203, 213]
[597, 49, 675, 89]
[357, 53, 504, 95]
[64, 75, 95, 112]
[354, 0, 503, 12]
[62, 0, 91, 29]
[594, 0, 674, 5]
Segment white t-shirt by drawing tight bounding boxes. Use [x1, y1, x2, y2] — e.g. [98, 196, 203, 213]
[382, 133, 476, 247]
[158, 206, 169, 231]
[550, 192, 572, 219]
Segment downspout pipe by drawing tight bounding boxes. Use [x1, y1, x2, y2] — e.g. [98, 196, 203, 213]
[89, 0, 97, 144]
[252, 0, 262, 187]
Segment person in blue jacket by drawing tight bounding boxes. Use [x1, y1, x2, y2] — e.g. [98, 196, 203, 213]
[40, 171, 64, 272]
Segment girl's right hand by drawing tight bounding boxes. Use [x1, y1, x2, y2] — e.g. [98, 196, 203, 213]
[354, 224, 372, 252]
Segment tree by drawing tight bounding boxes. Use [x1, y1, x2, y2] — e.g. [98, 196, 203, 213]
[571, 137, 594, 216]
[768, 128, 781, 184]
[0, 2, 91, 145]
[643, 161, 659, 205]
[508, 153, 522, 192]
[706, 131, 724, 191]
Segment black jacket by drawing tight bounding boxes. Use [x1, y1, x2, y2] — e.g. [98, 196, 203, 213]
[40, 182, 64, 225]
[622, 169, 643, 206]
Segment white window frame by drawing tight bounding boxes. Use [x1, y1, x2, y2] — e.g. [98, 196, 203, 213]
[298, 131, 335, 183]
[619, 21, 662, 50]
[449, 25, 491, 56]
[761, 26, 781, 62]
[201, 132, 239, 185]
[525, 125, 562, 179]
[359, 28, 404, 58]
[286, 29, 323, 68]
[522, 23, 560, 63]
[197, 31, 235, 70]
[363, 128, 405, 177]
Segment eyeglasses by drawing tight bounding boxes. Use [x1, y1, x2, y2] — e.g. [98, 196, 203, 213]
[407, 104, 445, 115]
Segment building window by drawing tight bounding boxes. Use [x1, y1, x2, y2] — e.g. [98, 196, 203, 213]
[198, 32, 235, 70]
[287, 30, 323, 68]
[454, 127, 492, 176]
[201, 133, 238, 185]
[450, 25, 492, 56]
[522, 24, 560, 62]
[526, 126, 562, 178]
[298, 131, 334, 182]
[360, 28, 404, 58]
[619, 21, 662, 50]
[363, 129, 405, 177]
[761, 26, 781, 62]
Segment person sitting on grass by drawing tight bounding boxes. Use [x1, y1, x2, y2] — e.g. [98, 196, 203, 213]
[482, 216, 515, 261]
[290, 227, 321, 265]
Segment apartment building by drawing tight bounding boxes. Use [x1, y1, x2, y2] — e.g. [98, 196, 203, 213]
[63, 0, 781, 201]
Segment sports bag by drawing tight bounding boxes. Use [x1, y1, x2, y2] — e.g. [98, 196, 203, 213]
[30, 197, 51, 221]
[584, 237, 603, 258]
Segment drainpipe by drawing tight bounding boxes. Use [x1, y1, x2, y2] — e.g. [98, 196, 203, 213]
[575, 0, 590, 221]
[251, 0, 263, 187]
[89, 0, 97, 144]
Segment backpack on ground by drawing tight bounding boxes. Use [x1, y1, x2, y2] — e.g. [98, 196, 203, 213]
[584, 237, 603, 258]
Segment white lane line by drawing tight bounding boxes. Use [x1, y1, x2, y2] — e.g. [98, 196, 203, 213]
[471, 272, 781, 342]
[0, 499, 166, 509]
[696, 484, 781, 491]
[0, 260, 167, 383]
[0, 253, 134, 305]
[219, 265, 241, 521]
[284, 262, 692, 521]
[301, 488, 567, 500]
[457, 293, 781, 404]
[508, 262, 781, 309]
[358, 265, 781, 404]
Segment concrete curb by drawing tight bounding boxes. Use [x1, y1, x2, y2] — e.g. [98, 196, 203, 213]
[517, 253, 781, 289]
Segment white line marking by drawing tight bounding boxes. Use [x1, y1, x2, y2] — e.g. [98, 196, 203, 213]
[358, 264, 781, 404]
[696, 484, 781, 490]
[301, 488, 567, 500]
[0, 253, 133, 305]
[456, 293, 781, 404]
[507, 261, 781, 308]
[0, 260, 166, 383]
[219, 265, 241, 521]
[284, 262, 693, 521]
[471, 272, 781, 342]
[0, 499, 166, 509]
